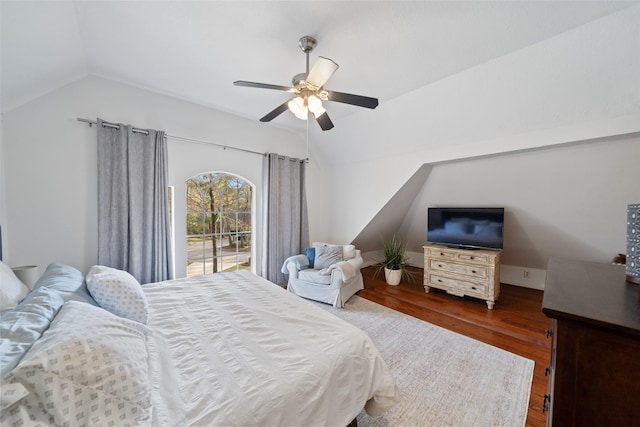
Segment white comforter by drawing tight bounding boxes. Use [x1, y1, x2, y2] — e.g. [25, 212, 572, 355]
[143, 271, 397, 426]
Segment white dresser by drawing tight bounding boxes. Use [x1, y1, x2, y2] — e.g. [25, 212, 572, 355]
[423, 244, 501, 309]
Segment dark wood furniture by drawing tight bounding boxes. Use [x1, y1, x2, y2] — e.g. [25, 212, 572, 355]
[542, 258, 640, 427]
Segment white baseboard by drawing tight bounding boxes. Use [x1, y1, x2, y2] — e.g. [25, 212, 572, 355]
[366, 250, 546, 290]
[363, 250, 424, 269]
[406, 251, 423, 268]
[362, 250, 383, 268]
[499, 265, 546, 290]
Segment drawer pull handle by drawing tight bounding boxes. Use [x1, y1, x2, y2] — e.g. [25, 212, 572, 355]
[440, 252, 444, 256]
[546, 329, 553, 339]
[542, 394, 550, 413]
[437, 279, 442, 282]
[470, 256, 474, 259]
[438, 264, 443, 267]
[471, 270, 477, 274]
[544, 367, 551, 376]
[471, 286, 476, 290]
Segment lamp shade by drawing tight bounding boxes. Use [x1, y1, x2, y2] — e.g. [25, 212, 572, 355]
[312, 105, 327, 117]
[288, 97, 308, 120]
[12, 265, 40, 289]
[293, 108, 308, 120]
[307, 95, 323, 114]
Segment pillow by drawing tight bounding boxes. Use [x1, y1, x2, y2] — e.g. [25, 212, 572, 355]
[1, 301, 151, 426]
[312, 242, 357, 260]
[293, 254, 310, 270]
[1, 262, 101, 378]
[32, 262, 98, 306]
[0, 287, 65, 378]
[313, 245, 343, 270]
[305, 247, 316, 268]
[86, 265, 150, 324]
[0, 261, 29, 315]
[343, 244, 357, 260]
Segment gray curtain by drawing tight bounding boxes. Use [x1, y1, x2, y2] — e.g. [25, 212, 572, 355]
[97, 118, 174, 284]
[262, 153, 309, 284]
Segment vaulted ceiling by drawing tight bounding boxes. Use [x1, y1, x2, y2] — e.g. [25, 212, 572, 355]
[2, 1, 635, 135]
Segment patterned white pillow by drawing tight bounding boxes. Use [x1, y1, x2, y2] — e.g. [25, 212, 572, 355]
[1, 300, 152, 427]
[86, 265, 150, 324]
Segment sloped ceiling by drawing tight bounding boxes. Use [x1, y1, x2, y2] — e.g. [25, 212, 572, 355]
[2, 0, 635, 137]
[353, 164, 433, 252]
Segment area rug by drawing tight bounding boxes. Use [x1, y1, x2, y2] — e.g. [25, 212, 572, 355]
[314, 296, 534, 427]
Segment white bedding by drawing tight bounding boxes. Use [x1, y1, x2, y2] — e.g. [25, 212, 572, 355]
[2, 301, 153, 426]
[143, 271, 397, 426]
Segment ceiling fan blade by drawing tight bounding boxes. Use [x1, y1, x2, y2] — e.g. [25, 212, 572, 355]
[315, 111, 334, 131]
[326, 90, 379, 109]
[260, 101, 290, 122]
[234, 80, 294, 92]
[306, 57, 339, 88]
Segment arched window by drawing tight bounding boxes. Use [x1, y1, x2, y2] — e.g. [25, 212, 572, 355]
[186, 173, 252, 277]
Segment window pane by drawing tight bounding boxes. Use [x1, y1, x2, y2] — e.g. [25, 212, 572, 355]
[186, 173, 252, 277]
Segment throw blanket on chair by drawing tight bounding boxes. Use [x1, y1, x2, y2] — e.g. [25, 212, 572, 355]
[319, 261, 356, 282]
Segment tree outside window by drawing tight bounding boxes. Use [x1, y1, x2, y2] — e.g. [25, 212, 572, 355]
[186, 173, 252, 277]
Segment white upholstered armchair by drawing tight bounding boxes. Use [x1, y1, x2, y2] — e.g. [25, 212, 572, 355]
[282, 243, 364, 308]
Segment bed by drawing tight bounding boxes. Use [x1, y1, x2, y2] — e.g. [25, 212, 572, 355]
[0, 262, 398, 426]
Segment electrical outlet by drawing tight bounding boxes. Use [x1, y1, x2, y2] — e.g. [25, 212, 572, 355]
[523, 270, 530, 278]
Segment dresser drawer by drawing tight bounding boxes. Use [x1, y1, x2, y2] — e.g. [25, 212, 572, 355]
[429, 260, 488, 279]
[427, 248, 457, 260]
[456, 252, 490, 265]
[428, 274, 487, 298]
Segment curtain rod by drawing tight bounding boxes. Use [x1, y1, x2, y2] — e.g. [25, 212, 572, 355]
[76, 117, 308, 162]
[78, 117, 150, 135]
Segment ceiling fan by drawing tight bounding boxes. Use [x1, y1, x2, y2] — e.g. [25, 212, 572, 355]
[234, 36, 378, 131]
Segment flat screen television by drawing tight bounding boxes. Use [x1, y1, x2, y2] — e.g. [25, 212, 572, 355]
[427, 207, 504, 250]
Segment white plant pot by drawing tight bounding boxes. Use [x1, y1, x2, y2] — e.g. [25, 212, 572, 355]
[384, 267, 402, 286]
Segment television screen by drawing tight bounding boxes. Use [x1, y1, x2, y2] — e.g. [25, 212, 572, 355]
[427, 207, 504, 250]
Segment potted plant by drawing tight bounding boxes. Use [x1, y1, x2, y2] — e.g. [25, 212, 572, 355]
[374, 235, 415, 285]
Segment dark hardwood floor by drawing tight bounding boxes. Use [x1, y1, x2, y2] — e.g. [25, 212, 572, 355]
[358, 266, 551, 427]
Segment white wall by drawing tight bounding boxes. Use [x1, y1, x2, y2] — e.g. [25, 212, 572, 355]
[2, 76, 305, 276]
[0, 113, 6, 261]
[406, 136, 640, 266]
[316, 5, 640, 245]
[354, 135, 639, 289]
[2, 7, 638, 283]
[309, 6, 640, 290]
[413, 136, 638, 287]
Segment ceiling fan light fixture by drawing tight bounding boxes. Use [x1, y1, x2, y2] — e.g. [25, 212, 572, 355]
[234, 35, 378, 130]
[307, 95, 323, 115]
[288, 96, 305, 115]
[288, 97, 308, 120]
[311, 105, 327, 118]
[294, 108, 308, 120]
